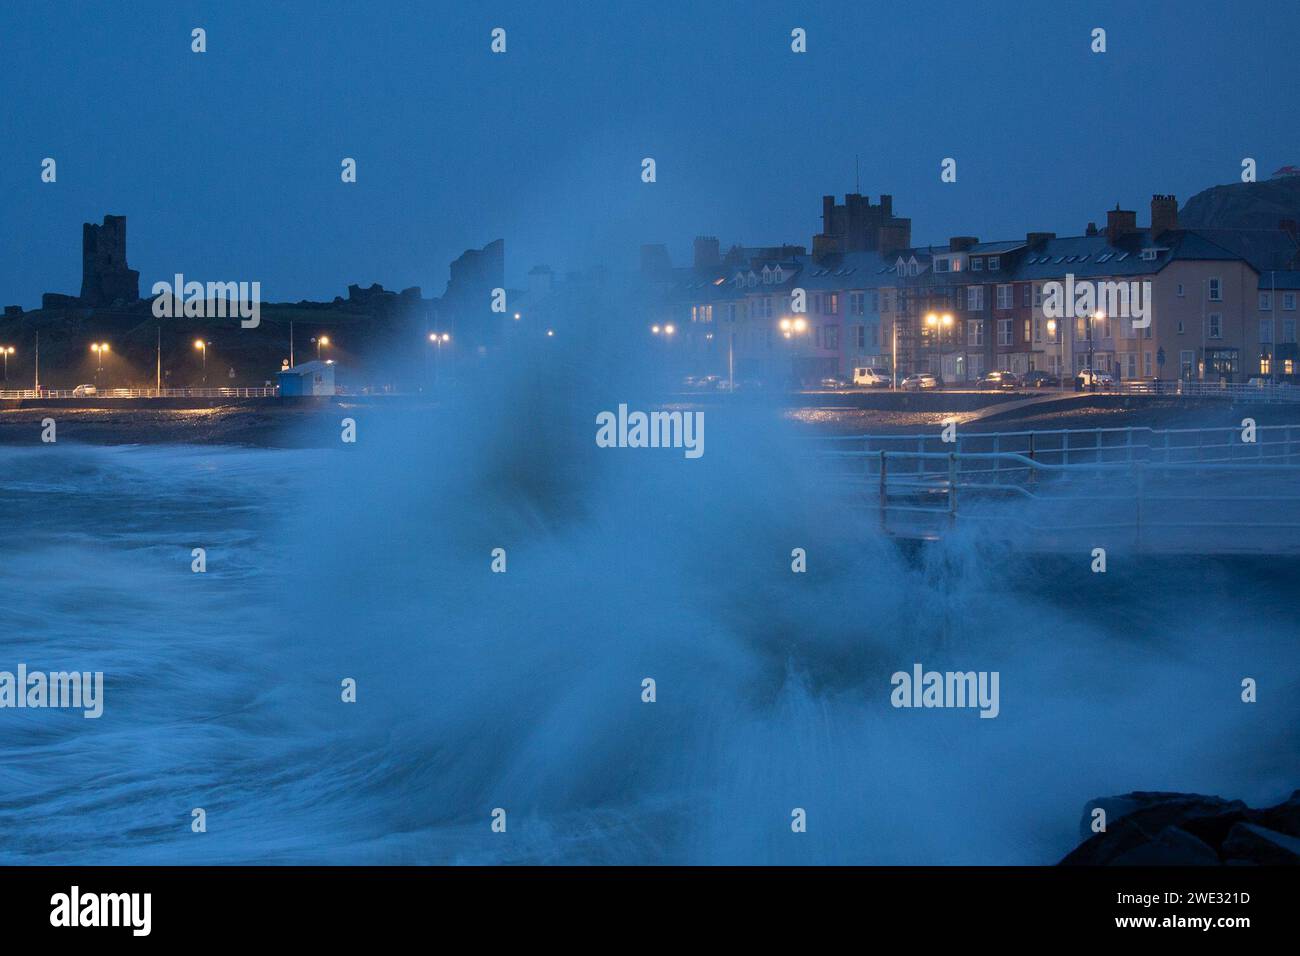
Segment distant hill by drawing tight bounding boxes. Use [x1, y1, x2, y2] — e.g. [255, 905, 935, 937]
[1180, 175, 1300, 231]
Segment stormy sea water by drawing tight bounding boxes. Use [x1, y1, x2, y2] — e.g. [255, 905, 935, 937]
[1, 362, 1296, 864]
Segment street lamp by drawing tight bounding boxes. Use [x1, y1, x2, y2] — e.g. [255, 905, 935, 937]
[194, 339, 210, 384]
[1, 346, 13, 382]
[1046, 319, 1061, 384]
[428, 331, 450, 386]
[90, 342, 110, 384]
[924, 312, 954, 379]
[1088, 310, 1104, 390]
[312, 335, 331, 361]
[778, 316, 810, 387]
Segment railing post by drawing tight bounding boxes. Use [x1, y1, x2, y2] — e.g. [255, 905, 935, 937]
[1134, 460, 1144, 551]
[879, 451, 888, 532]
[948, 451, 957, 527]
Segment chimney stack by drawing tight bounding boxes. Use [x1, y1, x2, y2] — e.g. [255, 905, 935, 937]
[693, 236, 720, 270]
[1150, 194, 1178, 238]
[948, 236, 978, 252]
[1106, 205, 1138, 244]
[1027, 231, 1056, 247]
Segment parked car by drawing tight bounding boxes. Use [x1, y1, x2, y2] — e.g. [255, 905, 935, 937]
[852, 366, 891, 387]
[72, 384, 97, 396]
[976, 370, 1022, 390]
[1021, 370, 1060, 388]
[900, 372, 941, 391]
[819, 376, 849, 390]
[1074, 369, 1115, 390]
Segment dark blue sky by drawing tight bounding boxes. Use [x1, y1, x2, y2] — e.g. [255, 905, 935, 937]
[1, 0, 1293, 307]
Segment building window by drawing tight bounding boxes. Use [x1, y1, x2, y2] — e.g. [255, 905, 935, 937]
[1261, 355, 1272, 374]
[856, 325, 866, 349]
[934, 258, 950, 273]
[726, 303, 736, 322]
[1143, 351, 1153, 377]
[1285, 319, 1297, 343]
[1033, 284, 1044, 307]
[1285, 292, 1297, 310]
[1180, 349, 1195, 379]
[1208, 313, 1222, 338]
[1027, 318, 1035, 342]
[908, 261, 919, 276]
[997, 319, 1013, 346]
[850, 291, 865, 316]
[1261, 319, 1274, 343]
[1022, 284, 1031, 307]
[869, 290, 880, 313]
[1208, 278, 1221, 301]
[826, 293, 839, 315]
[1177, 320, 1185, 334]
[996, 285, 1013, 310]
[966, 286, 984, 311]
[1260, 291, 1273, 311]
[1177, 283, 1185, 297]
[825, 325, 839, 350]
[970, 258, 983, 271]
[967, 322, 984, 346]
[988, 256, 1000, 271]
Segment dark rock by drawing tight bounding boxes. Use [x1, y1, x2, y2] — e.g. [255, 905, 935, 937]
[1076, 791, 1246, 843]
[1063, 789, 1300, 865]
[1222, 823, 1300, 865]
[1248, 789, 1300, 839]
[1109, 826, 1220, 866]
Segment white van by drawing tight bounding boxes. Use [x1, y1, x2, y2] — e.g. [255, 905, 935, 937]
[853, 367, 890, 387]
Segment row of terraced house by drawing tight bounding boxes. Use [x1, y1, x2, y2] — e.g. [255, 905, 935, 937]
[659, 192, 1300, 386]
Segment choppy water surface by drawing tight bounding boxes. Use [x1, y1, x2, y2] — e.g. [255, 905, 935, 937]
[0, 399, 1295, 864]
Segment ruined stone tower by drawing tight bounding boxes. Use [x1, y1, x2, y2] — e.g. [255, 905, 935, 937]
[79, 215, 140, 307]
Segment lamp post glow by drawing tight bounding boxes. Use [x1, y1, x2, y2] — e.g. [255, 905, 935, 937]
[1088, 311, 1104, 389]
[91, 342, 110, 385]
[193, 339, 210, 384]
[779, 316, 809, 388]
[1047, 318, 1061, 383]
[312, 335, 331, 361]
[1, 346, 12, 382]
[924, 312, 954, 379]
[428, 331, 450, 386]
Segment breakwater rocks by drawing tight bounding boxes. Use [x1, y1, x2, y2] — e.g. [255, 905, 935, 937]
[1061, 790, 1300, 865]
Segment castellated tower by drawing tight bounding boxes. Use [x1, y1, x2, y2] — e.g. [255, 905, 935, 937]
[80, 214, 140, 307]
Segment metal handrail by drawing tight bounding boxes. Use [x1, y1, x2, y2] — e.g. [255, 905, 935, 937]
[830, 442, 1300, 553]
[0, 387, 280, 399]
